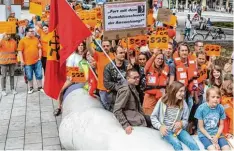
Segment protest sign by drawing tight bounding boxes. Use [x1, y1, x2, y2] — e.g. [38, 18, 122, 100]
[149, 34, 168, 49]
[157, 8, 172, 23]
[103, 1, 147, 40]
[17, 20, 27, 27]
[204, 44, 221, 56]
[29, 2, 42, 16]
[66, 67, 86, 83]
[0, 22, 16, 34]
[8, 18, 17, 24]
[164, 15, 177, 27]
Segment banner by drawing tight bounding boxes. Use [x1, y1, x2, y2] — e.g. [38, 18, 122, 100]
[104, 1, 147, 31]
[0, 22, 16, 34]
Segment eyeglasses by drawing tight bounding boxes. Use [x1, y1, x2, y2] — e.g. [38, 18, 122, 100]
[103, 45, 110, 48]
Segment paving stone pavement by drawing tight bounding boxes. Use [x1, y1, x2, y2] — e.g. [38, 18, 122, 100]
[0, 76, 64, 150]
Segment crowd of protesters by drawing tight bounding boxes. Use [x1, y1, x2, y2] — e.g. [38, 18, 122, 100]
[0, 0, 233, 151]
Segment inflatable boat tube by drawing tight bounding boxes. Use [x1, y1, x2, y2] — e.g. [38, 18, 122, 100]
[59, 86, 205, 150]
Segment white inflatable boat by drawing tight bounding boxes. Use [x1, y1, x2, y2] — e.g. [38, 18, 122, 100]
[59, 84, 206, 150]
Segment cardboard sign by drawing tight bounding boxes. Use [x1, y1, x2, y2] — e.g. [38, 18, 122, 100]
[0, 22, 16, 34]
[17, 20, 27, 27]
[156, 27, 167, 35]
[66, 67, 86, 83]
[197, 66, 207, 84]
[78, 10, 97, 28]
[89, 11, 97, 27]
[157, 8, 172, 23]
[149, 34, 168, 49]
[164, 15, 177, 27]
[29, 2, 42, 16]
[41, 14, 48, 21]
[204, 44, 221, 56]
[8, 18, 17, 23]
[127, 35, 148, 49]
[120, 38, 127, 48]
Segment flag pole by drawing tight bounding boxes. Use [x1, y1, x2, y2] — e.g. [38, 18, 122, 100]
[87, 61, 98, 81]
[94, 39, 126, 81]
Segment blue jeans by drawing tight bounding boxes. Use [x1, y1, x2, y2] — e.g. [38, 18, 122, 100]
[99, 90, 110, 110]
[187, 94, 194, 113]
[163, 130, 200, 151]
[24, 60, 43, 81]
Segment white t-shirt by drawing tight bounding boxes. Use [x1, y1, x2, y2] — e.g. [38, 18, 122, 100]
[185, 18, 192, 28]
[66, 53, 83, 67]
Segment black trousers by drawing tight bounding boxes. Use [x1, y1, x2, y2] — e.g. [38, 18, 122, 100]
[41, 57, 47, 73]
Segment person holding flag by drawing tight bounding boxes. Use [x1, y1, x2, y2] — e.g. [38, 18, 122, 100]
[43, 0, 91, 103]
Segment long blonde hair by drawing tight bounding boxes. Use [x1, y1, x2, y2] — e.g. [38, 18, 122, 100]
[161, 81, 184, 108]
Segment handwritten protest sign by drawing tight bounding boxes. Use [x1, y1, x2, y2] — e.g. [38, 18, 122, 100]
[157, 8, 172, 23]
[0, 22, 16, 34]
[29, 2, 42, 16]
[66, 67, 86, 83]
[17, 20, 27, 27]
[149, 34, 168, 49]
[204, 44, 221, 56]
[103, 1, 147, 40]
[197, 65, 207, 84]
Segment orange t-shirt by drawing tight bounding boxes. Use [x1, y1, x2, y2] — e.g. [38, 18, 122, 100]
[38, 28, 50, 57]
[94, 51, 114, 91]
[17, 37, 40, 65]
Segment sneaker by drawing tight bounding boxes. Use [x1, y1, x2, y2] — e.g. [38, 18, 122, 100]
[11, 89, 17, 95]
[38, 87, 44, 93]
[28, 88, 34, 94]
[2, 91, 7, 96]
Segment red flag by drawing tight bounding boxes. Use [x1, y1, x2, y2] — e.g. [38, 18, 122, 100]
[49, 0, 91, 66]
[44, 0, 91, 99]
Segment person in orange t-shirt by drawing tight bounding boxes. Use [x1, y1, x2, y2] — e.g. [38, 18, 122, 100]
[0, 34, 18, 96]
[17, 27, 43, 94]
[37, 24, 50, 73]
[87, 36, 115, 110]
[221, 74, 233, 139]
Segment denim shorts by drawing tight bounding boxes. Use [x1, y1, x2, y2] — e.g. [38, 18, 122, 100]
[199, 136, 229, 149]
[24, 60, 43, 81]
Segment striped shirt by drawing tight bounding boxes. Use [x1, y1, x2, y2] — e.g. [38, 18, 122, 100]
[163, 106, 179, 132]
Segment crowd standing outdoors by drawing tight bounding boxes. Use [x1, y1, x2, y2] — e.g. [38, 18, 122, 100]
[0, 0, 233, 151]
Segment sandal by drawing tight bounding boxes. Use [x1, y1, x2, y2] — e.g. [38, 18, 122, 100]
[53, 108, 62, 116]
